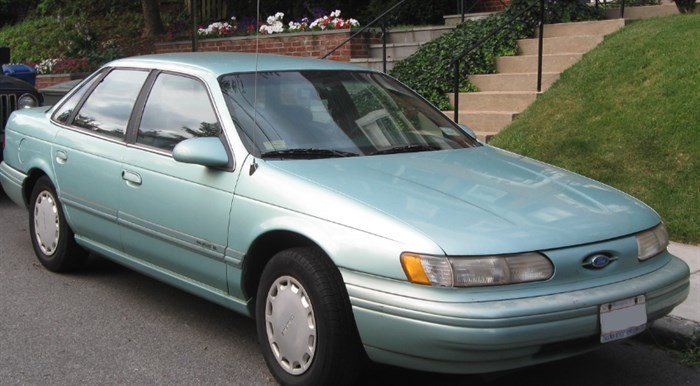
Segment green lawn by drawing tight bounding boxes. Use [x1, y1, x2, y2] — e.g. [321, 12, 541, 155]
[490, 14, 700, 244]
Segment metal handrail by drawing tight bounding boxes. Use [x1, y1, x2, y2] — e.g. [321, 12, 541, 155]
[321, 0, 409, 71]
[320, 0, 494, 72]
[451, 0, 544, 122]
[322, 0, 488, 73]
[459, 0, 489, 23]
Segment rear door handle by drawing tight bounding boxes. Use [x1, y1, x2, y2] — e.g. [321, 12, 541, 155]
[55, 150, 68, 164]
[121, 170, 142, 186]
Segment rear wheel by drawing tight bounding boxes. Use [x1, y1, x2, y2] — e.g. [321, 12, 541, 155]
[29, 176, 87, 272]
[256, 247, 365, 386]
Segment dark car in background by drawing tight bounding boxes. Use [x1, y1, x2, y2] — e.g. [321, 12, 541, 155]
[1, 47, 43, 161]
[1, 74, 43, 158]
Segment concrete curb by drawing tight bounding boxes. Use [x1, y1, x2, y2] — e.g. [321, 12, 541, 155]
[640, 242, 700, 351]
[640, 316, 699, 352]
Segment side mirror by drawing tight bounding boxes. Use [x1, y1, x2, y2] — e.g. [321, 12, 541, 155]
[173, 137, 230, 168]
[458, 124, 477, 140]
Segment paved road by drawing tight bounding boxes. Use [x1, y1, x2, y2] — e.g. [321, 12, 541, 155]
[1, 189, 699, 385]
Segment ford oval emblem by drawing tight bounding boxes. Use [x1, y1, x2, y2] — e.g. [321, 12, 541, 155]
[583, 254, 616, 269]
[591, 255, 610, 268]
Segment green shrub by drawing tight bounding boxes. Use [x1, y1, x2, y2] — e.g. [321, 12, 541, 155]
[0, 16, 80, 62]
[389, 16, 526, 110]
[0, 11, 137, 68]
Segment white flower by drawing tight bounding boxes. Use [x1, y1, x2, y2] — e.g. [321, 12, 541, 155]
[35, 58, 59, 75]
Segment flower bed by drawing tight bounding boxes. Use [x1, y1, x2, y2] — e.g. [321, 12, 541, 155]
[195, 10, 360, 38]
[160, 9, 372, 61]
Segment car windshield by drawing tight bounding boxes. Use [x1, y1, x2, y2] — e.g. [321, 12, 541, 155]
[219, 70, 478, 159]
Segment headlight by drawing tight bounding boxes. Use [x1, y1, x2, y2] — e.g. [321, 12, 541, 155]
[18, 94, 39, 109]
[401, 252, 553, 287]
[636, 223, 668, 261]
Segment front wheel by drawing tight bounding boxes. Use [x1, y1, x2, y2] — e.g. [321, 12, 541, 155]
[256, 247, 365, 386]
[28, 176, 87, 272]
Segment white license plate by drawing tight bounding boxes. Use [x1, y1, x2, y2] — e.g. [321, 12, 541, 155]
[600, 295, 647, 343]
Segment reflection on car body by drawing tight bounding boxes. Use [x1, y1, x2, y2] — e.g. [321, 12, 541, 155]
[0, 53, 689, 386]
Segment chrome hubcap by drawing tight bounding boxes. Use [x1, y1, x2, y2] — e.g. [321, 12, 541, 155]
[34, 191, 60, 256]
[265, 275, 316, 375]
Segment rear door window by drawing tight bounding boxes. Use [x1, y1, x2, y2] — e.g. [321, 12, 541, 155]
[72, 69, 148, 139]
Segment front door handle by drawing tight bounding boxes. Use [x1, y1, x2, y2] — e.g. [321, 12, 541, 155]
[122, 170, 142, 186]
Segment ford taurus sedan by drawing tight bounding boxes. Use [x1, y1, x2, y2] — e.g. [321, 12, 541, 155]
[0, 53, 690, 385]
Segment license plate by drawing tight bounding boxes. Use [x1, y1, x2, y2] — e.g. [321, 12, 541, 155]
[600, 295, 647, 343]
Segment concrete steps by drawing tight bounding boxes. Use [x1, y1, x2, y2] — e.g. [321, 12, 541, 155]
[518, 35, 604, 55]
[495, 53, 583, 73]
[443, 11, 499, 26]
[449, 91, 537, 112]
[469, 72, 560, 92]
[538, 19, 625, 38]
[448, 111, 519, 134]
[453, 19, 626, 139]
[604, 3, 680, 20]
[350, 57, 395, 71]
[350, 25, 453, 71]
[386, 26, 454, 44]
[349, 4, 684, 140]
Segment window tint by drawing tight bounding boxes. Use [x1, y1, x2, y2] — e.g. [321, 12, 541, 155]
[137, 73, 220, 151]
[73, 69, 148, 139]
[53, 74, 101, 124]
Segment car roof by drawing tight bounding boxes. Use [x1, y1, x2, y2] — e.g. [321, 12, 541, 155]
[107, 52, 371, 77]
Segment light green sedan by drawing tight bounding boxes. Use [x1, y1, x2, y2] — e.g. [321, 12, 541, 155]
[0, 53, 689, 386]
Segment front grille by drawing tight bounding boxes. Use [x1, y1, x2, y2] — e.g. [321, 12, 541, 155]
[1, 93, 18, 131]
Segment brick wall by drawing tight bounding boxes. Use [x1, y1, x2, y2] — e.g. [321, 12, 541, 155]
[35, 73, 88, 90]
[155, 30, 379, 62]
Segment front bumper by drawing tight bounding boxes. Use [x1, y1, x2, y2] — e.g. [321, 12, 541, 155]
[343, 254, 690, 374]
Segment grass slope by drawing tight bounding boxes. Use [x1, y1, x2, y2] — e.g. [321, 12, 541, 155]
[491, 14, 700, 243]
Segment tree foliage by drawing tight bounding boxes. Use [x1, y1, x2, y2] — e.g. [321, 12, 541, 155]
[674, 0, 697, 13]
[142, 0, 165, 36]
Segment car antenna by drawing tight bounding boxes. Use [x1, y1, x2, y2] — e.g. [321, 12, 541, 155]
[249, 0, 261, 176]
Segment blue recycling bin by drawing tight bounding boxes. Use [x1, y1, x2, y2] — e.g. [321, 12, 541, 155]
[2, 64, 37, 87]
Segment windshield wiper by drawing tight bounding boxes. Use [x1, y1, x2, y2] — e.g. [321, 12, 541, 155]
[260, 148, 360, 159]
[369, 144, 442, 156]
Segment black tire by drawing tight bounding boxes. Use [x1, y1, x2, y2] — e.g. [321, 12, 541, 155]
[28, 176, 87, 272]
[256, 247, 366, 386]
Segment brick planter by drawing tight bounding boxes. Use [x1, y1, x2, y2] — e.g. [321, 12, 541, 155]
[155, 29, 379, 61]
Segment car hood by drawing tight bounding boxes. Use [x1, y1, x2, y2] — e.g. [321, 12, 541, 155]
[266, 146, 660, 255]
